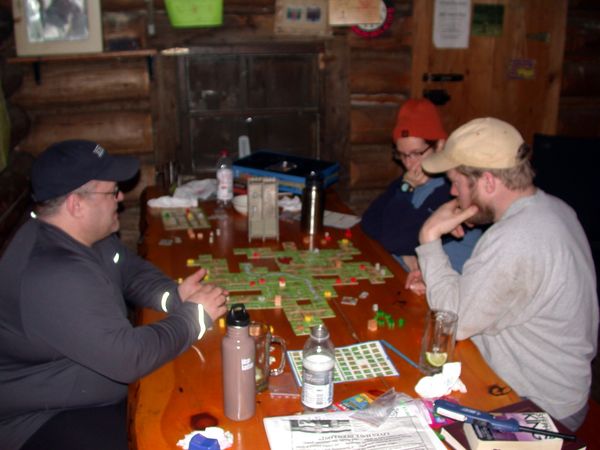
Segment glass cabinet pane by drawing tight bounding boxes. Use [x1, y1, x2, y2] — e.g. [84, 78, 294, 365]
[186, 56, 243, 111]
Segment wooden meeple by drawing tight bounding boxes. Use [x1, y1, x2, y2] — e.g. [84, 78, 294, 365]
[248, 177, 279, 242]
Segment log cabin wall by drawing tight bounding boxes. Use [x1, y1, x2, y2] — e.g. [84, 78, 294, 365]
[0, 0, 599, 219]
[0, 0, 417, 216]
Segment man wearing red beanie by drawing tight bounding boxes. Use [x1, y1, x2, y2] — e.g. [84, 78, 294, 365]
[361, 99, 482, 293]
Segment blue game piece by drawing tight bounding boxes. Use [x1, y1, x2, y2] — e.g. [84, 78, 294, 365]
[189, 434, 220, 450]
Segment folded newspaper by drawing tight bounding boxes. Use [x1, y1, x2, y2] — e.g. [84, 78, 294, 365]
[263, 406, 445, 450]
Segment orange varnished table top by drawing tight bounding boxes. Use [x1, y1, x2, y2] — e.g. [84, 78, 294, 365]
[129, 187, 519, 450]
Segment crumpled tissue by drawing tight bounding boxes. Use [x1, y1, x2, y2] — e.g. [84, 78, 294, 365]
[147, 196, 197, 209]
[176, 427, 233, 449]
[414, 362, 467, 399]
[278, 195, 302, 212]
[174, 179, 217, 201]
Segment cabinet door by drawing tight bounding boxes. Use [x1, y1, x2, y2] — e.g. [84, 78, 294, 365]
[246, 54, 319, 109]
[178, 45, 322, 176]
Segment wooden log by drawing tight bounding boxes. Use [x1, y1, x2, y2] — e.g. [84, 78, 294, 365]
[349, 51, 411, 94]
[122, 163, 156, 205]
[17, 111, 153, 156]
[148, 11, 275, 48]
[11, 61, 150, 108]
[349, 144, 402, 189]
[350, 106, 398, 145]
[103, 12, 148, 50]
[102, 0, 160, 11]
[347, 11, 415, 50]
[101, 0, 274, 13]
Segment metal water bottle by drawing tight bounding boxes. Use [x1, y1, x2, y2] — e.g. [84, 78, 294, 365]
[301, 324, 335, 411]
[222, 304, 256, 421]
[301, 171, 324, 235]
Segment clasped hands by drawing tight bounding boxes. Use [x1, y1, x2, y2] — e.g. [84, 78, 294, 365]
[178, 268, 228, 321]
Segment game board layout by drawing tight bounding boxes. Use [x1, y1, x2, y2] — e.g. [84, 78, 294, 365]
[186, 240, 394, 335]
[287, 340, 399, 385]
[161, 207, 210, 230]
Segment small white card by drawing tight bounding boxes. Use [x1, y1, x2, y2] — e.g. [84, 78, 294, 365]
[323, 210, 361, 229]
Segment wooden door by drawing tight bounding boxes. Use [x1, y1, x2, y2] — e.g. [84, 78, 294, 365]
[411, 0, 567, 144]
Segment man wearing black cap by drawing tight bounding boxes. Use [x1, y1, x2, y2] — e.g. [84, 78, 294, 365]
[0, 140, 228, 449]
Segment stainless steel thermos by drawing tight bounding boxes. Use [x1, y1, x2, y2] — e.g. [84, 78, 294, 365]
[301, 171, 324, 235]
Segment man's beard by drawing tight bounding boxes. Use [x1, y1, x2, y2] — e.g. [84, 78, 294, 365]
[467, 188, 495, 225]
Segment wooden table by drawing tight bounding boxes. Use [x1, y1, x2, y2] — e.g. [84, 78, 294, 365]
[129, 188, 519, 449]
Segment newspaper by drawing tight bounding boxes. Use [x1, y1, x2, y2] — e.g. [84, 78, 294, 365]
[263, 406, 446, 450]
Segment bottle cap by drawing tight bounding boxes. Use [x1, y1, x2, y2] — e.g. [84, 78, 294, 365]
[310, 324, 330, 341]
[226, 303, 250, 327]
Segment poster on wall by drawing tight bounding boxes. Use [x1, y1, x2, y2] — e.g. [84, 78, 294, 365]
[274, 0, 330, 36]
[472, 3, 504, 37]
[433, 0, 471, 49]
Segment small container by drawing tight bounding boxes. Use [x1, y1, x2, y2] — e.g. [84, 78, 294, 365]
[165, 0, 223, 28]
[222, 304, 256, 421]
[300, 171, 325, 235]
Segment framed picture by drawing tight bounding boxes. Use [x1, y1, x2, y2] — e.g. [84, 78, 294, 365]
[11, 0, 103, 57]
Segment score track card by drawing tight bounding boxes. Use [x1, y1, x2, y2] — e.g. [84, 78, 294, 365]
[287, 340, 399, 386]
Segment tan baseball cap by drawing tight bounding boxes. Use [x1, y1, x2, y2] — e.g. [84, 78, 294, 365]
[422, 117, 525, 173]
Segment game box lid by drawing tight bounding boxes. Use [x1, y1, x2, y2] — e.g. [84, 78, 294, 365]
[232, 151, 340, 194]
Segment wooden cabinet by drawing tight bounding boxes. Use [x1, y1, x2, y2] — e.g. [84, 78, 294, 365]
[159, 42, 325, 177]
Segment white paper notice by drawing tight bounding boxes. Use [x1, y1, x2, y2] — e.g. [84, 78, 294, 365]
[433, 0, 471, 49]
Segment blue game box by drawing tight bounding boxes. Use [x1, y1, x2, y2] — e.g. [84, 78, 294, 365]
[232, 151, 340, 194]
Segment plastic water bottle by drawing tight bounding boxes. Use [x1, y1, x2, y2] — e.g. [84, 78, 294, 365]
[222, 304, 256, 421]
[216, 149, 233, 207]
[301, 324, 335, 411]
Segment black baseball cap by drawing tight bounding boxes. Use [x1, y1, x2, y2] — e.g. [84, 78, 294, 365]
[31, 140, 140, 203]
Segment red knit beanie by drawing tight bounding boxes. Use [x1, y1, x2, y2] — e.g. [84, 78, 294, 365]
[392, 99, 448, 142]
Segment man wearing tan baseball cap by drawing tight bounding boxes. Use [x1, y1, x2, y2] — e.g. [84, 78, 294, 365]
[361, 99, 482, 295]
[415, 117, 598, 431]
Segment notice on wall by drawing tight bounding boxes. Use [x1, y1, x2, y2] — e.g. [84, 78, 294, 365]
[329, 0, 381, 26]
[433, 0, 471, 49]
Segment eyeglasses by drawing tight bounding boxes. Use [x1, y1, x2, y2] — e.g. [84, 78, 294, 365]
[77, 186, 121, 199]
[392, 144, 432, 162]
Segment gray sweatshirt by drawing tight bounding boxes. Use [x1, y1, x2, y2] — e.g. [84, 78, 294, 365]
[0, 219, 211, 449]
[417, 189, 598, 421]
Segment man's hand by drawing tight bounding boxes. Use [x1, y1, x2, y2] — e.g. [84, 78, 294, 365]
[419, 199, 479, 244]
[402, 165, 429, 189]
[178, 268, 228, 321]
[405, 269, 426, 295]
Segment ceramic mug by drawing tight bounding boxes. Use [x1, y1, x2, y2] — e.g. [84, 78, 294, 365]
[249, 321, 287, 392]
